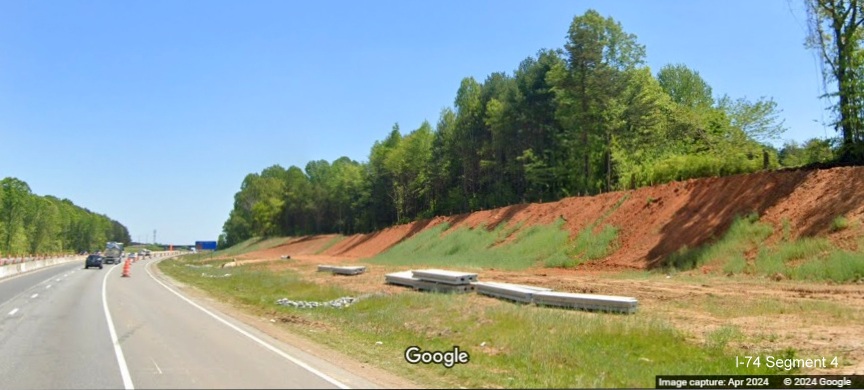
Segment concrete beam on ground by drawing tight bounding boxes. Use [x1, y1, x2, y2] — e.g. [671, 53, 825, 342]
[411, 279, 474, 293]
[384, 271, 474, 293]
[384, 271, 417, 287]
[531, 291, 638, 314]
[329, 266, 366, 276]
[411, 269, 478, 285]
[472, 281, 553, 303]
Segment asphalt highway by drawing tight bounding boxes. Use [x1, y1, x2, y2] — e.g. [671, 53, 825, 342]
[0, 257, 380, 389]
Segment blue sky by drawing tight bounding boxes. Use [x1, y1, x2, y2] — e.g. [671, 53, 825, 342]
[0, 0, 833, 245]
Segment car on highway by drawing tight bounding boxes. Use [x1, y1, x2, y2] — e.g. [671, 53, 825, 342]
[84, 254, 103, 269]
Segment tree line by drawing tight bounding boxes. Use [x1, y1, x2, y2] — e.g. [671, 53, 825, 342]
[219, 8, 855, 247]
[0, 177, 130, 256]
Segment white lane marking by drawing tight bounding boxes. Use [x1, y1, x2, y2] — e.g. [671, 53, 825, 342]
[54, 278, 60, 282]
[8, 308, 19, 316]
[46, 284, 52, 289]
[30, 293, 38, 299]
[151, 358, 163, 374]
[102, 265, 135, 390]
[145, 261, 350, 389]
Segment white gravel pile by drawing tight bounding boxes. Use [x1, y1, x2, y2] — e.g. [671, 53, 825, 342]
[276, 296, 357, 309]
[201, 273, 232, 278]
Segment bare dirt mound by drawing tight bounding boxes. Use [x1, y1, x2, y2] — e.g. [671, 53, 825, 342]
[243, 166, 864, 269]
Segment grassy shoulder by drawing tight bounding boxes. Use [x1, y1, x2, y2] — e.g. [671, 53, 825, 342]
[158, 256, 782, 388]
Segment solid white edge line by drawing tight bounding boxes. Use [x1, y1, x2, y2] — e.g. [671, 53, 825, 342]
[102, 264, 135, 390]
[145, 259, 350, 389]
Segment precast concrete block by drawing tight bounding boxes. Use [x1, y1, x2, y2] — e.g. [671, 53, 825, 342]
[411, 269, 478, 285]
[531, 291, 638, 314]
[330, 266, 366, 275]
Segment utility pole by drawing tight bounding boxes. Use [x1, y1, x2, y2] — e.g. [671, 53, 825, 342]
[153, 229, 157, 245]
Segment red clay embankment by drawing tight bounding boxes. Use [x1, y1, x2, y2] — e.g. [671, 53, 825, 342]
[243, 166, 864, 269]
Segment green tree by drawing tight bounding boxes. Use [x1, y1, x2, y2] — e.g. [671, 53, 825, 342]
[329, 157, 366, 233]
[615, 67, 674, 188]
[511, 50, 566, 201]
[717, 95, 787, 143]
[367, 125, 402, 226]
[1, 178, 32, 255]
[806, 0, 864, 161]
[25, 196, 60, 254]
[279, 165, 314, 235]
[549, 9, 646, 194]
[657, 64, 714, 109]
[779, 138, 837, 166]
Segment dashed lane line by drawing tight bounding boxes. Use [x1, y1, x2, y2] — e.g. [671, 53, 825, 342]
[102, 263, 134, 390]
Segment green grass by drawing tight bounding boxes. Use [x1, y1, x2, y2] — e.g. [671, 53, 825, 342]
[755, 238, 832, 275]
[545, 194, 628, 268]
[831, 216, 850, 232]
[159, 255, 352, 305]
[158, 257, 781, 388]
[669, 294, 862, 324]
[545, 224, 620, 268]
[661, 213, 864, 283]
[370, 220, 571, 270]
[721, 254, 747, 274]
[202, 236, 295, 259]
[705, 325, 744, 351]
[663, 213, 773, 271]
[572, 224, 620, 260]
[314, 235, 346, 254]
[789, 251, 864, 282]
[781, 218, 792, 242]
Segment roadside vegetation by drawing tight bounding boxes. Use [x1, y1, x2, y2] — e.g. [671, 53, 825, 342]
[369, 216, 626, 270]
[216, 4, 864, 249]
[370, 220, 570, 270]
[0, 177, 130, 256]
[372, 194, 628, 270]
[662, 214, 864, 283]
[165, 3, 864, 385]
[158, 257, 782, 388]
[314, 236, 346, 255]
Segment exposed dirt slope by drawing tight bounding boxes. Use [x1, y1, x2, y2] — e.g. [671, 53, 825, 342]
[243, 166, 864, 269]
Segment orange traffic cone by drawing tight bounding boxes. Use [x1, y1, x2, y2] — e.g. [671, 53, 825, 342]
[122, 259, 131, 277]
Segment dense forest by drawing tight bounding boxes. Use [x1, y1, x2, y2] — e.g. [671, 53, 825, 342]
[219, 7, 862, 248]
[0, 177, 130, 256]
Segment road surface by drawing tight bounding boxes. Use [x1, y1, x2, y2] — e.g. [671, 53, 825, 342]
[0, 257, 381, 389]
